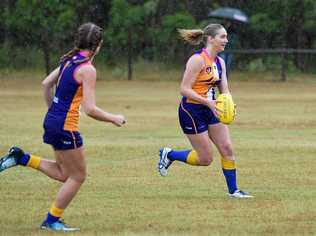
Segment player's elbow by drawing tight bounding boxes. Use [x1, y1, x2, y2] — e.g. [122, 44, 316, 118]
[83, 105, 98, 118]
[41, 80, 49, 88]
[85, 108, 95, 117]
[42, 79, 53, 89]
[83, 105, 96, 117]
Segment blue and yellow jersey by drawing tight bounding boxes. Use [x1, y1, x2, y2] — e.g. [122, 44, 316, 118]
[44, 51, 92, 132]
[187, 48, 222, 104]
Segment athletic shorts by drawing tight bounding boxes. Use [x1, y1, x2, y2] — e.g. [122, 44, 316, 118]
[43, 129, 83, 150]
[178, 97, 219, 134]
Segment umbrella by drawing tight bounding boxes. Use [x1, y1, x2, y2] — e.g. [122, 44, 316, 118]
[208, 7, 248, 23]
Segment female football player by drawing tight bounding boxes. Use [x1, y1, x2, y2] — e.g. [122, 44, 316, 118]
[0, 22, 126, 231]
[158, 23, 252, 198]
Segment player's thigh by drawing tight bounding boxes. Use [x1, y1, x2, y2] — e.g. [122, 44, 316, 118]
[186, 131, 213, 160]
[54, 147, 86, 176]
[208, 123, 231, 144]
[208, 123, 233, 157]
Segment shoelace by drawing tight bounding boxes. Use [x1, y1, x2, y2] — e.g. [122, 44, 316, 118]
[57, 219, 68, 226]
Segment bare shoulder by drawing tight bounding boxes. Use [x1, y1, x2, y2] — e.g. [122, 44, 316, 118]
[76, 63, 96, 82]
[188, 53, 204, 63]
[187, 53, 204, 68]
[78, 63, 96, 76]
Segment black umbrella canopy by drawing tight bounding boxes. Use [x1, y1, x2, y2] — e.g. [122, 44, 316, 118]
[208, 7, 248, 23]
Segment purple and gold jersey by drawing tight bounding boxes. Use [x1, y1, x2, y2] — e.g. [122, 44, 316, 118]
[187, 48, 222, 104]
[44, 51, 92, 132]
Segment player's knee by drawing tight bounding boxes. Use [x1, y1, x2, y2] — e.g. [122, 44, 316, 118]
[219, 142, 233, 157]
[70, 169, 87, 184]
[76, 172, 87, 184]
[199, 155, 213, 166]
[54, 163, 68, 182]
[59, 175, 68, 183]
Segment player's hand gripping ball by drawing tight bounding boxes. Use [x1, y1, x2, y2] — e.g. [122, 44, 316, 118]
[216, 94, 236, 125]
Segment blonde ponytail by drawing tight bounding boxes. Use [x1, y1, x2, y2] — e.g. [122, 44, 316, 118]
[178, 24, 224, 46]
[178, 29, 204, 45]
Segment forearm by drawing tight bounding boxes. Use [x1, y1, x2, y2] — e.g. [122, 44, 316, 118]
[43, 86, 54, 107]
[85, 106, 116, 123]
[218, 87, 230, 94]
[42, 67, 59, 107]
[218, 81, 230, 94]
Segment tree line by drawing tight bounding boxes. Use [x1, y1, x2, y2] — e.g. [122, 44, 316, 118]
[1, 0, 315, 76]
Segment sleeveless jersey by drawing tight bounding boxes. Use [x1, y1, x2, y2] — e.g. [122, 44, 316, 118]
[44, 51, 91, 131]
[186, 48, 222, 104]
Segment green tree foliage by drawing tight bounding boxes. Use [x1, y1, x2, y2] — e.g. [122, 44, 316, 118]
[1, 0, 316, 74]
[105, 0, 145, 58]
[105, 0, 146, 79]
[5, 0, 75, 73]
[158, 12, 196, 61]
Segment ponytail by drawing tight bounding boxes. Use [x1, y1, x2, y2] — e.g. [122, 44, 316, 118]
[178, 29, 204, 45]
[178, 24, 224, 46]
[59, 47, 80, 64]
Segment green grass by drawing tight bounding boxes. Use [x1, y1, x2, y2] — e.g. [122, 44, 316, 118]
[0, 73, 316, 235]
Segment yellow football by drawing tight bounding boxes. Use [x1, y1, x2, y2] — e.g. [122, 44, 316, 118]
[216, 93, 236, 125]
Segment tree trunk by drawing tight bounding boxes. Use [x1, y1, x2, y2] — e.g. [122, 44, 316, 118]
[295, 1, 306, 71]
[41, 31, 51, 75]
[3, 0, 17, 62]
[281, 51, 287, 82]
[128, 29, 133, 80]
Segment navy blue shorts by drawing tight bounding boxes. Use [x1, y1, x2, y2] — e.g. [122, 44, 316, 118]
[178, 97, 219, 134]
[43, 129, 83, 150]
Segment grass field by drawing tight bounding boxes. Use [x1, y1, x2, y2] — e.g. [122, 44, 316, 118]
[0, 74, 316, 236]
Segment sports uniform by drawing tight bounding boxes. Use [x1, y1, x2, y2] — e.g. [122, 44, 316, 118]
[179, 48, 222, 134]
[43, 51, 91, 150]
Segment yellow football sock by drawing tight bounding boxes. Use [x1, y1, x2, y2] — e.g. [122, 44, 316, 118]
[186, 150, 199, 165]
[221, 157, 236, 170]
[26, 155, 41, 169]
[49, 202, 64, 218]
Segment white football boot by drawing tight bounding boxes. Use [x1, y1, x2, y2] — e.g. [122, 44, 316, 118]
[228, 190, 253, 198]
[158, 147, 173, 177]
